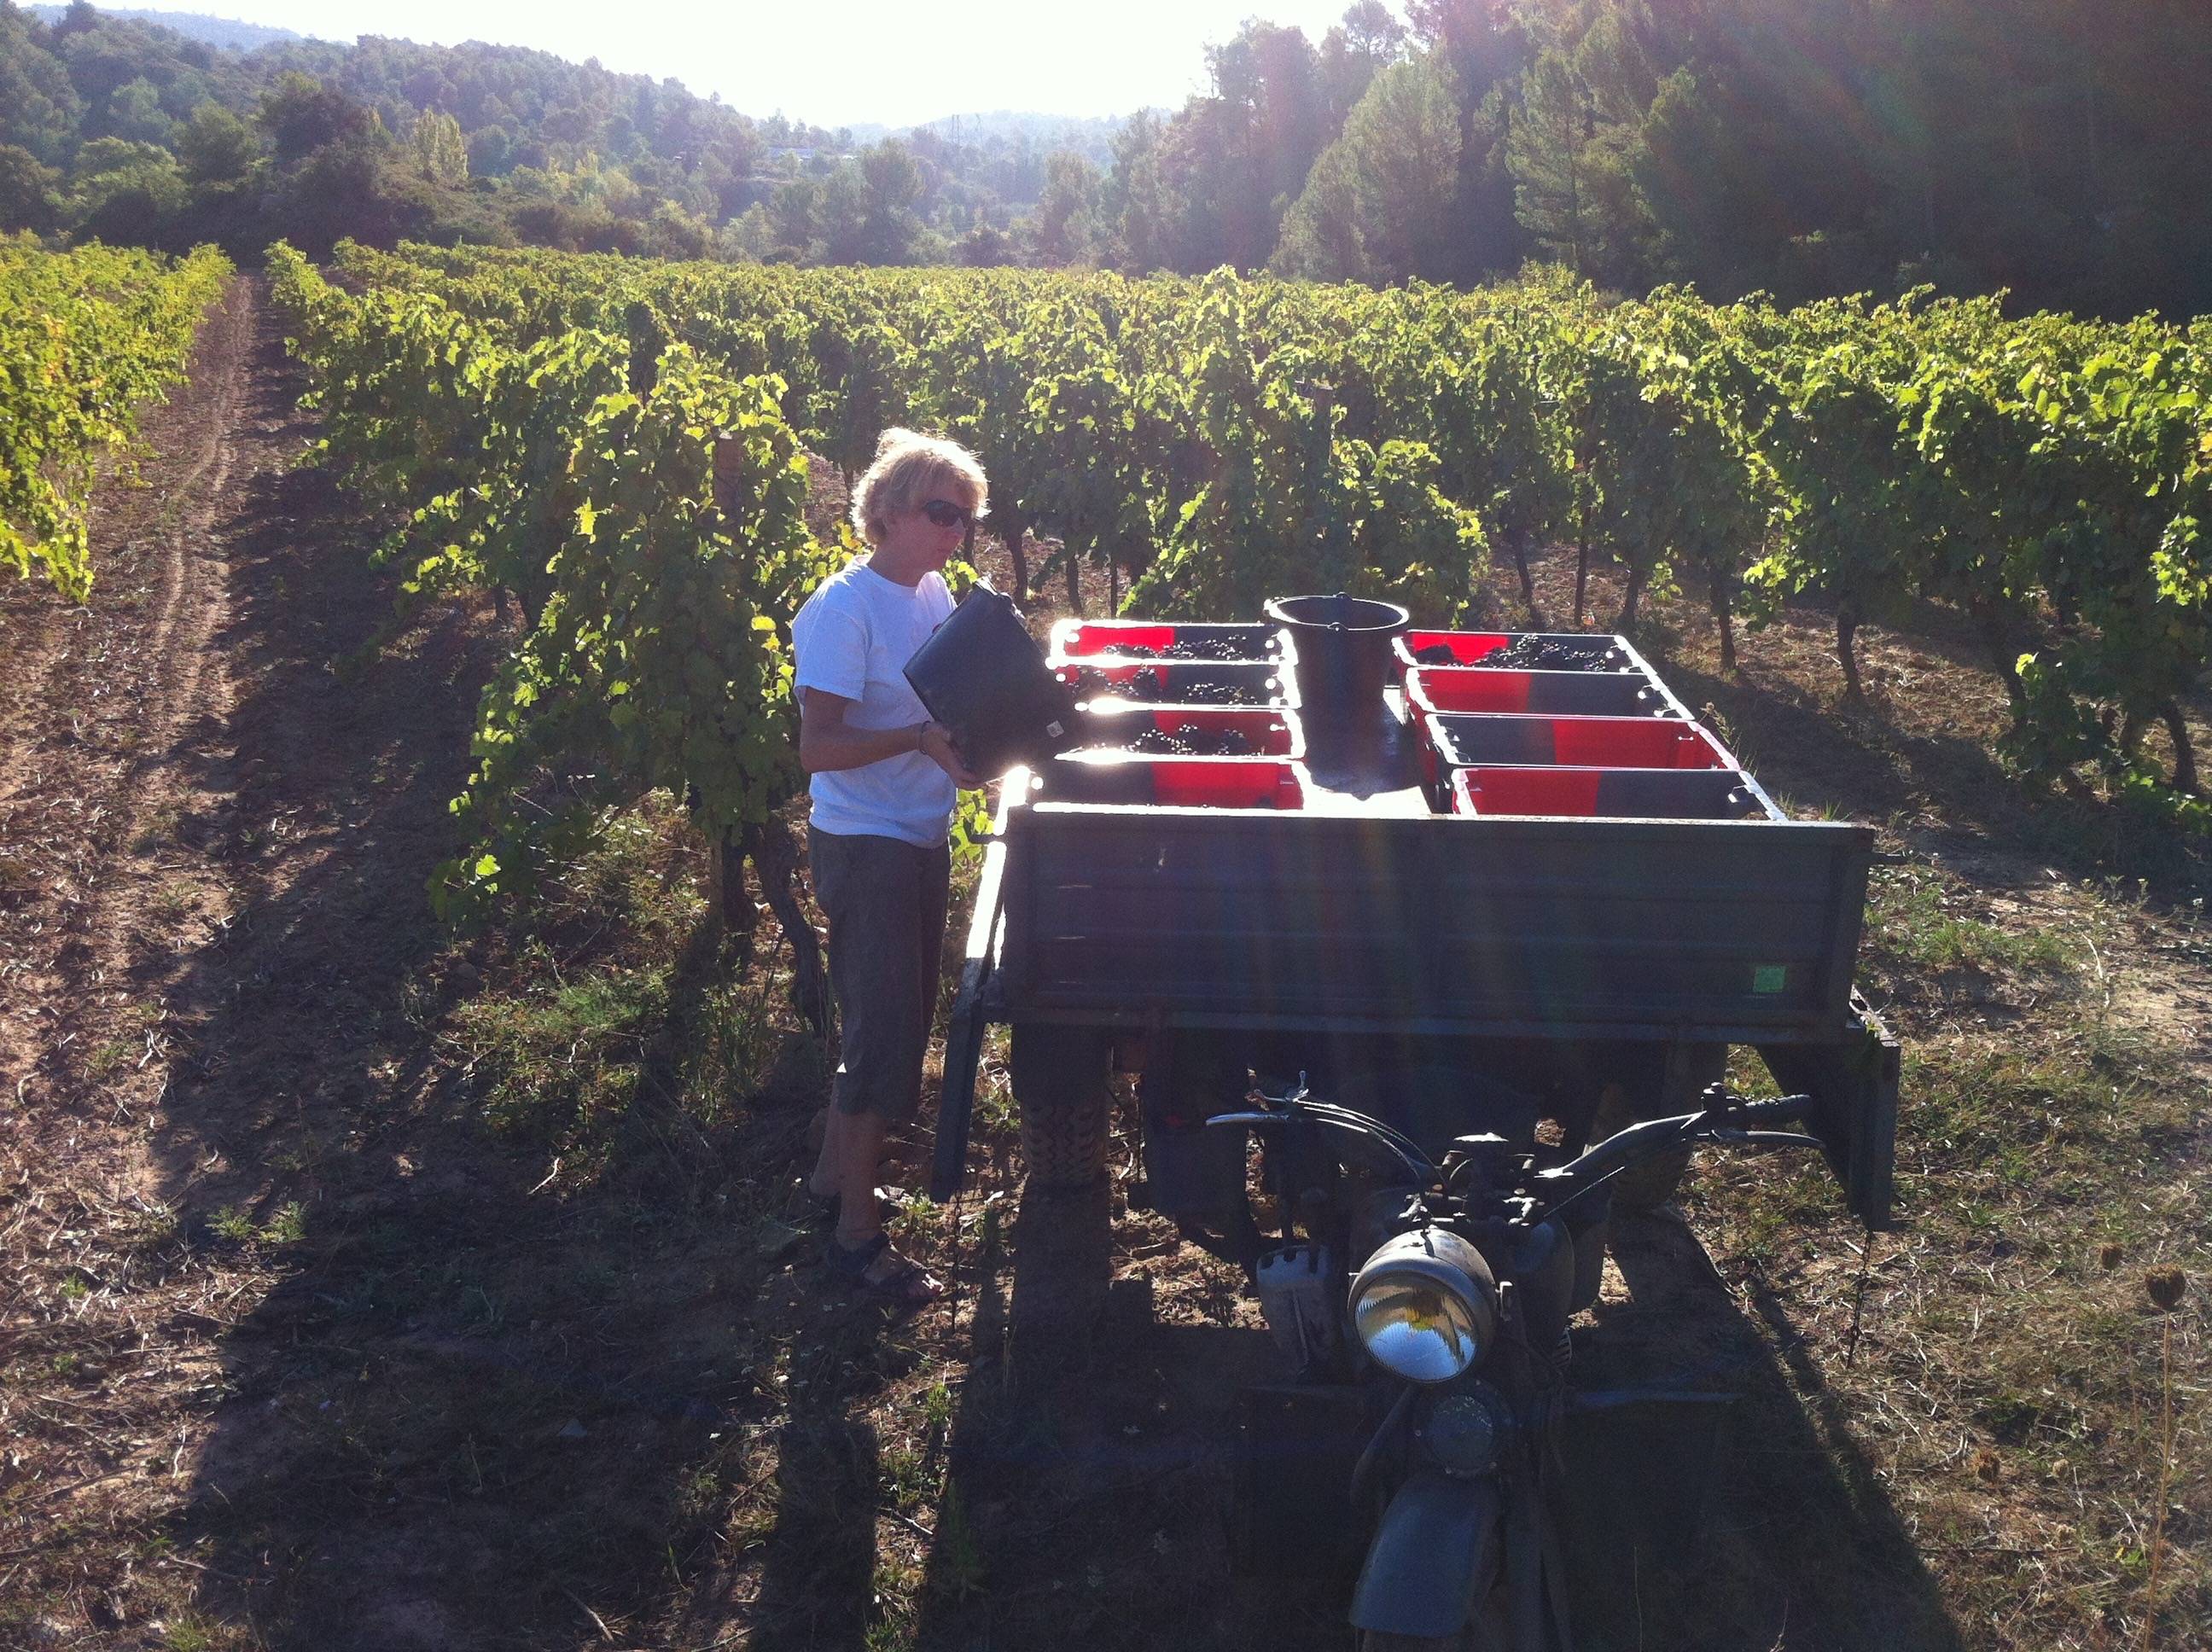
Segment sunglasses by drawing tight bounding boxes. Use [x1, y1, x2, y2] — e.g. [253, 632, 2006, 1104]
[919, 498, 975, 530]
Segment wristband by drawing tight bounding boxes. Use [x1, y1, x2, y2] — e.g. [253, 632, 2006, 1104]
[914, 722, 928, 754]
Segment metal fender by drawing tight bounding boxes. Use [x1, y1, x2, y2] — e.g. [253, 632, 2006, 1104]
[1348, 1469, 1504, 1640]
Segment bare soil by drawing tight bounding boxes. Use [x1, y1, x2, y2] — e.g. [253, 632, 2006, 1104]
[1, 297, 2204, 1652]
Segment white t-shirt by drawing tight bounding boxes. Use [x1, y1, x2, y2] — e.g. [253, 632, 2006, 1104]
[792, 559, 957, 846]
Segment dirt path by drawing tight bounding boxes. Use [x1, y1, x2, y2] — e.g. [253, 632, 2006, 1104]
[2, 277, 244, 1108]
[0, 276, 512, 1644]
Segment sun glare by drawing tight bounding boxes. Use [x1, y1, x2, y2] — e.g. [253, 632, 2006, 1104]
[132, 0, 1365, 127]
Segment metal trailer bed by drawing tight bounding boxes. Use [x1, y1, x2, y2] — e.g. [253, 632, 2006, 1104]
[928, 644, 1899, 1230]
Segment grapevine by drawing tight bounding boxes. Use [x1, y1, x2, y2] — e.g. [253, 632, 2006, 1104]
[1, 236, 232, 600]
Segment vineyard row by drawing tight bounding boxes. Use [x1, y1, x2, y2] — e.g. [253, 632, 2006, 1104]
[1, 236, 234, 602]
[266, 241, 2212, 913]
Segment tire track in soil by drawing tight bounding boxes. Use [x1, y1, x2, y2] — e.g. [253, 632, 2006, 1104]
[0, 275, 247, 1114]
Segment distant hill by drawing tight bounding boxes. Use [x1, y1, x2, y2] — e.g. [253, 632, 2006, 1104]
[27, 4, 305, 51]
[849, 111, 1141, 168]
[0, 0, 1084, 265]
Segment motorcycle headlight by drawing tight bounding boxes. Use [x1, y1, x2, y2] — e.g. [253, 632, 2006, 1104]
[1348, 1227, 1499, 1385]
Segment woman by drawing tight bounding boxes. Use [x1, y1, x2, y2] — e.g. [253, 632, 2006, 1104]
[793, 428, 986, 1306]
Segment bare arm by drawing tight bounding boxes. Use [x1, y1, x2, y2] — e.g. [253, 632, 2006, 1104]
[799, 688, 980, 787]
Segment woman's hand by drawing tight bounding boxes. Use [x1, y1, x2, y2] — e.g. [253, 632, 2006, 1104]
[918, 721, 983, 788]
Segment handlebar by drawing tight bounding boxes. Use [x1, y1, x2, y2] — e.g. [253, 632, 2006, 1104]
[1548, 1092, 1817, 1188]
[1210, 1090, 1440, 1185]
[1214, 1081, 1821, 1217]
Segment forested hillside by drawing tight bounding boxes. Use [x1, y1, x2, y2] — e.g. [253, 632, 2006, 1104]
[26, 3, 300, 50]
[3, 0, 2210, 318]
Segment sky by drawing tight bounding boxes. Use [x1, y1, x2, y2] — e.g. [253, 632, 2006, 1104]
[125, 1, 1374, 129]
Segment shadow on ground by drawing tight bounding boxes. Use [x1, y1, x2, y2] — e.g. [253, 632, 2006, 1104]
[892, 1197, 1963, 1652]
[151, 304, 841, 1649]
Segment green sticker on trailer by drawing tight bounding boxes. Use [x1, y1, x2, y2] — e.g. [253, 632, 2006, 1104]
[1752, 964, 1788, 995]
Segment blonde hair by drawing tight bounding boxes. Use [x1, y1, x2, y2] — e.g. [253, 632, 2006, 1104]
[849, 428, 989, 547]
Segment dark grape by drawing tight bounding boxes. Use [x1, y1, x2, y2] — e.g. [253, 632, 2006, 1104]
[1074, 663, 1274, 706]
[1483, 636, 1625, 672]
[1414, 643, 1457, 665]
[1161, 635, 1269, 660]
[1111, 724, 1261, 755]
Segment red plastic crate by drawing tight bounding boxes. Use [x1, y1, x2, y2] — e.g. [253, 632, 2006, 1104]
[1406, 665, 1683, 721]
[1039, 753, 1306, 810]
[1421, 713, 1732, 792]
[1048, 619, 1290, 663]
[1447, 766, 1770, 820]
[1394, 631, 1635, 678]
[1074, 705, 1304, 759]
[1055, 658, 1296, 708]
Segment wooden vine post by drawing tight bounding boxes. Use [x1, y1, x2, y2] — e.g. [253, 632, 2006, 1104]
[708, 431, 832, 1037]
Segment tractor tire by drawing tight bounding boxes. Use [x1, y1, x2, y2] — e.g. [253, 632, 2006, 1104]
[1010, 1022, 1113, 1192]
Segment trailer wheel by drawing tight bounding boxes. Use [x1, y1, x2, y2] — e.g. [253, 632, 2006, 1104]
[1590, 1081, 1691, 1212]
[1010, 1023, 1113, 1191]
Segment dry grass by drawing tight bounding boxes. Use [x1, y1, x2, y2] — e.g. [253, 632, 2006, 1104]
[1525, 543, 2210, 1651]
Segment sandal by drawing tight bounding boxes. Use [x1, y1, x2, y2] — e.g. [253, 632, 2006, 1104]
[824, 1231, 940, 1310]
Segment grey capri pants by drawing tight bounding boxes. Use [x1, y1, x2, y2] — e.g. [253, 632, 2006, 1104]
[809, 828, 952, 1123]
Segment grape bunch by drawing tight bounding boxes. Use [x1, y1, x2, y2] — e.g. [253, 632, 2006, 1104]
[1484, 636, 1626, 672]
[1123, 725, 1259, 755]
[1413, 643, 1458, 665]
[1161, 635, 1268, 660]
[1068, 665, 1276, 706]
[1177, 677, 1271, 705]
[1102, 635, 1270, 661]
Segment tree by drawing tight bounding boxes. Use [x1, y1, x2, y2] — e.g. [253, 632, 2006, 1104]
[1318, 1, 1408, 120]
[1273, 141, 1366, 280]
[73, 137, 187, 243]
[466, 124, 515, 178]
[175, 102, 260, 187]
[259, 72, 373, 163]
[765, 174, 818, 259]
[812, 140, 926, 265]
[1509, 51, 1614, 277]
[1033, 151, 1099, 265]
[641, 199, 713, 260]
[1098, 110, 1174, 273]
[409, 109, 468, 189]
[957, 221, 1011, 266]
[104, 77, 174, 147]
[1158, 18, 1332, 270]
[1341, 0, 1406, 63]
[1406, 0, 1521, 96]
[0, 143, 61, 233]
[863, 141, 928, 263]
[0, 3, 84, 165]
[1276, 55, 1462, 282]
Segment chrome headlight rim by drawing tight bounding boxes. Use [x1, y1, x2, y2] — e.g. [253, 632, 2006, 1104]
[1348, 1228, 1498, 1386]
